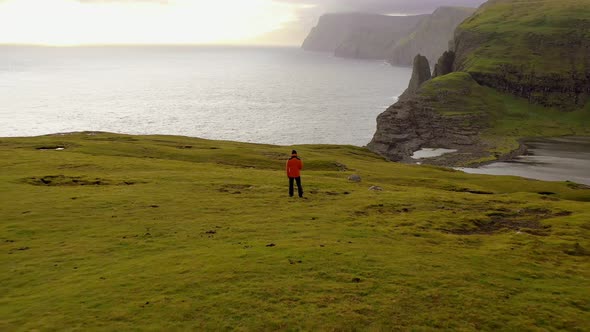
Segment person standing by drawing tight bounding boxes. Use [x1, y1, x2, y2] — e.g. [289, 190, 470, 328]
[286, 150, 303, 198]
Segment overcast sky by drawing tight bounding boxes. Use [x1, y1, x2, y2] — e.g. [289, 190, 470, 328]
[0, 0, 487, 46]
[261, 0, 487, 44]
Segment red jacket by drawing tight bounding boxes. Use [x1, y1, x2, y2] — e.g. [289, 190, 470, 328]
[286, 155, 303, 178]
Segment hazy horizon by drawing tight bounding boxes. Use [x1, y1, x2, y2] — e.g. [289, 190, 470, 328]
[0, 0, 487, 46]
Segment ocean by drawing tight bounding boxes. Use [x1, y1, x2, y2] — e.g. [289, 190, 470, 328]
[0, 46, 411, 146]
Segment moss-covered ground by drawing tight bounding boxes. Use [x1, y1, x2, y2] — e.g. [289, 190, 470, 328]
[1, 132, 589, 330]
[458, 0, 590, 75]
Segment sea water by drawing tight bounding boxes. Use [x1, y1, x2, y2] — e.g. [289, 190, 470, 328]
[0, 45, 411, 146]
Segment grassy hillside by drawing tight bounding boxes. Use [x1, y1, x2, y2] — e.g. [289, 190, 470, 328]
[458, 0, 590, 74]
[2, 133, 589, 330]
[453, 0, 590, 108]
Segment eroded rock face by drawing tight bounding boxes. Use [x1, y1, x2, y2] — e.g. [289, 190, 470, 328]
[401, 55, 432, 99]
[388, 6, 476, 66]
[367, 99, 488, 162]
[433, 51, 455, 77]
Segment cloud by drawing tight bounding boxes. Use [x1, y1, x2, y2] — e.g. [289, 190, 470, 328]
[275, 0, 486, 14]
[0, 0, 300, 45]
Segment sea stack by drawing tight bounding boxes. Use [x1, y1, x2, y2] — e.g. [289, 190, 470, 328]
[400, 54, 432, 99]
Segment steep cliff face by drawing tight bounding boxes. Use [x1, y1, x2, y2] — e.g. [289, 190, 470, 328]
[368, 72, 496, 163]
[433, 51, 455, 77]
[388, 7, 475, 67]
[453, 0, 590, 110]
[301, 13, 426, 59]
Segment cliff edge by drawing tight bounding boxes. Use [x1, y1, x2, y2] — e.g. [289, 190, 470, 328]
[301, 13, 426, 59]
[369, 0, 590, 166]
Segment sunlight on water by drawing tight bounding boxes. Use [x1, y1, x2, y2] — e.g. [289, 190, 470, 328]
[0, 46, 411, 146]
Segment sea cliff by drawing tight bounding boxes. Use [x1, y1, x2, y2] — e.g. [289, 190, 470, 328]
[369, 0, 590, 166]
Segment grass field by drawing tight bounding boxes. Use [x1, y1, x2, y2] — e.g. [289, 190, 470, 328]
[1, 132, 589, 331]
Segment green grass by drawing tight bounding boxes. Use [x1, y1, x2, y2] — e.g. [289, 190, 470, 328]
[419, 72, 505, 116]
[1, 133, 590, 330]
[458, 0, 590, 75]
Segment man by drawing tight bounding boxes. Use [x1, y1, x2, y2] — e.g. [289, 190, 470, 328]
[286, 150, 303, 198]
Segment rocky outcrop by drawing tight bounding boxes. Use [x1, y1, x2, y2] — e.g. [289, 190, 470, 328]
[302, 13, 426, 59]
[388, 7, 475, 66]
[368, 72, 493, 163]
[367, 99, 489, 162]
[433, 51, 455, 77]
[400, 55, 431, 99]
[368, 0, 590, 166]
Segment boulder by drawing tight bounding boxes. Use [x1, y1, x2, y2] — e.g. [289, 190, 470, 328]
[348, 174, 362, 182]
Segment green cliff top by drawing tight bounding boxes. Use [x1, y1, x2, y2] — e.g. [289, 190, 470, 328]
[457, 0, 590, 75]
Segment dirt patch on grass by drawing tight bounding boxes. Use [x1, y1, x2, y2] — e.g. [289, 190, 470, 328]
[564, 243, 590, 256]
[177, 145, 220, 150]
[446, 208, 572, 236]
[36, 145, 67, 151]
[23, 175, 138, 186]
[444, 186, 494, 195]
[85, 136, 139, 142]
[261, 152, 290, 160]
[219, 184, 253, 194]
[354, 203, 413, 216]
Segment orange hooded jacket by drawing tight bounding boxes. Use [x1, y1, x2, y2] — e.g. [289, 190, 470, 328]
[286, 153, 303, 178]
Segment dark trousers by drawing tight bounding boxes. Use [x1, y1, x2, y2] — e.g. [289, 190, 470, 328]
[289, 177, 303, 197]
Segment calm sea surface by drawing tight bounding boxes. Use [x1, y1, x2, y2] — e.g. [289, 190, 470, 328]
[0, 46, 410, 146]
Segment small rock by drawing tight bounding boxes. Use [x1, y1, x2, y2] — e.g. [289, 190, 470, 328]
[369, 186, 383, 191]
[348, 174, 361, 183]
